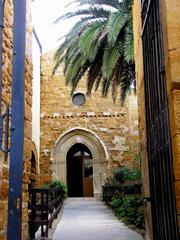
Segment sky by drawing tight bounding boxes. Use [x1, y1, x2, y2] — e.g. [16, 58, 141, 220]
[32, 0, 75, 53]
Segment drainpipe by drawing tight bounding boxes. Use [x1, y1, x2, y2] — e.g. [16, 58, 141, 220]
[33, 27, 43, 54]
[7, 0, 27, 239]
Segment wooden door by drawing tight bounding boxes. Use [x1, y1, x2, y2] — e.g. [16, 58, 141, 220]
[66, 143, 94, 197]
[83, 157, 93, 197]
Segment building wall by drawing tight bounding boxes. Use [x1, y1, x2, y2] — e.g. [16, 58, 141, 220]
[32, 31, 41, 164]
[161, 0, 180, 228]
[40, 50, 139, 192]
[133, 0, 180, 238]
[0, 1, 37, 239]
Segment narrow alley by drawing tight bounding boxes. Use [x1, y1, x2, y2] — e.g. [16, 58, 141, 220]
[52, 198, 144, 240]
[0, 1, 179, 240]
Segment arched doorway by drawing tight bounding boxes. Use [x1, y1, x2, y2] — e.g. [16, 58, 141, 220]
[67, 143, 93, 197]
[51, 127, 108, 198]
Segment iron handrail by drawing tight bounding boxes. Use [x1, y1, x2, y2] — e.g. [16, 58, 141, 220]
[28, 187, 64, 239]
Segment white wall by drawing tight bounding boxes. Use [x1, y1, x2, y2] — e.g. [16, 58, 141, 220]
[32, 31, 41, 163]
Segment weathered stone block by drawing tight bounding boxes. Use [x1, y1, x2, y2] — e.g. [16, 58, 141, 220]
[175, 181, 180, 214]
[172, 134, 180, 181]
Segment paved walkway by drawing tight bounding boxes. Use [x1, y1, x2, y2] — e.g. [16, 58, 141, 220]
[52, 198, 144, 240]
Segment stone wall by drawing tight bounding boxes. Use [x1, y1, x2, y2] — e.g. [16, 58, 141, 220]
[160, 0, 180, 228]
[133, 0, 180, 238]
[0, 1, 36, 239]
[40, 50, 139, 189]
[0, 1, 14, 239]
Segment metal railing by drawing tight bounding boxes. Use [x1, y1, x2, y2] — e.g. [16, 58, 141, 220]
[28, 187, 64, 239]
[118, 180, 142, 197]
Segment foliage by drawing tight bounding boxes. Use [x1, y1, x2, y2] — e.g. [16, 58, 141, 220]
[103, 166, 144, 229]
[113, 197, 145, 228]
[111, 198, 123, 208]
[113, 167, 141, 183]
[53, 0, 135, 104]
[103, 167, 141, 202]
[42, 180, 68, 198]
[102, 177, 119, 202]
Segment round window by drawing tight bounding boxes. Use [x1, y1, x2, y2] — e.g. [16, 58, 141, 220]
[72, 93, 86, 106]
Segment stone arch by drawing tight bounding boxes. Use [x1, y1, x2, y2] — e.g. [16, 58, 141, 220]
[51, 127, 108, 198]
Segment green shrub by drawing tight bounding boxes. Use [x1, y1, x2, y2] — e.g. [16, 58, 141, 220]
[42, 180, 68, 199]
[103, 167, 141, 203]
[134, 206, 145, 228]
[113, 197, 145, 228]
[102, 178, 117, 202]
[113, 167, 141, 183]
[111, 198, 123, 208]
[113, 168, 127, 183]
[103, 166, 144, 229]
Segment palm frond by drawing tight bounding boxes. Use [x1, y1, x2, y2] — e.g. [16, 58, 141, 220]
[87, 51, 103, 95]
[52, 55, 65, 75]
[54, 9, 92, 23]
[65, 40, 80, 62]
[53, 40, 72, 75]
[79, 21, 104, 57]
[95, 75, 102, 91]
[111, 62, 123, 103]
[102, 77, 111, 98]
[117, 0, 132, 12]
[87, 41, 99, 62]
[124, 27, 134, 63]
[98, 28, 108, 43]
[53, 0, 135, 104]
[70, 61, 90, 94]
[55, 7, 110, 24]
[64, 48, 80, 77]
[120, 63, 135, 104]
[65, 54, 86, 85]
[53, 40, 69, 62]
[64, 18, 91, 39]
[102, 42, 123, 81]
[107, 12, 128, 46]
[85, 7, 111, 19]
[111, 75, 118, 103]
[66, 0, 121, 10]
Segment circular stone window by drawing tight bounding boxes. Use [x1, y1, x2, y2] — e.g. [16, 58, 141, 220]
[72, 92, 86, 106]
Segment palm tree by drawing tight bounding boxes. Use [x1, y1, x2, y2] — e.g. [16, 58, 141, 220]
[53, 0, 135, 104]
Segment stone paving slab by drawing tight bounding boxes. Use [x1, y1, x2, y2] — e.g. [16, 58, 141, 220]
[52, 198, 144, 240]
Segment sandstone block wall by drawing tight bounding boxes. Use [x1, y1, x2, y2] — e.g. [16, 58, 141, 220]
[40, 50, 139, 186]
[161, 0, 180, 228]
[133, 0, 180, 238]
[0, 1, 36, 239]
